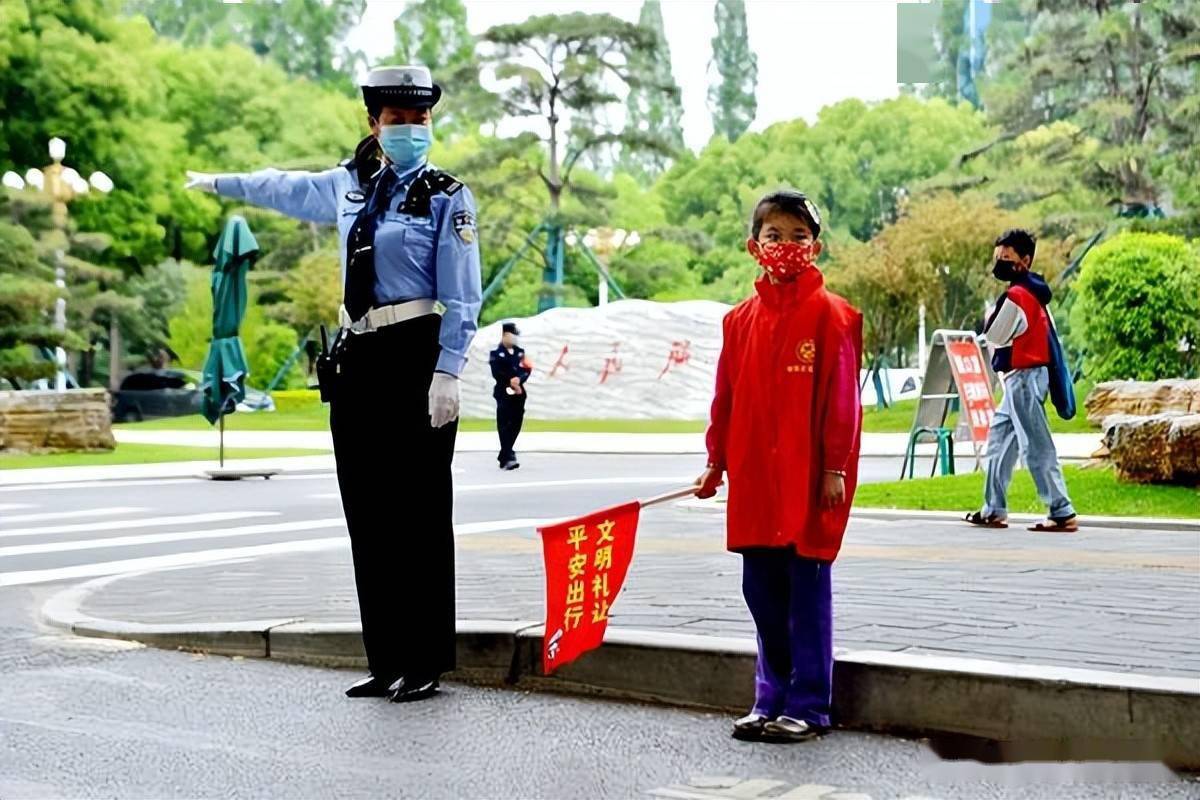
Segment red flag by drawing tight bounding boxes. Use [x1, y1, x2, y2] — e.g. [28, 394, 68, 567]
[538, 501, 641, 674]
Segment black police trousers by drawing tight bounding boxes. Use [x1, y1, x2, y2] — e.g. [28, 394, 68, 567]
[329, 314, 456, 682]
[494, 390, 526, 465]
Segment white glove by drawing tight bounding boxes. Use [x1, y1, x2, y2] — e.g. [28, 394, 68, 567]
[428, 372, 460, 428]
[185, 170, 221, 193]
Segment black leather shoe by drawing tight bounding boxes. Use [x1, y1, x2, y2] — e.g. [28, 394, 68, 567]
[502, 460, 520, 471]
[761, 715, 827, 743]
[387, 675, 440, 703]
[731, 713, 770, 741]
[345, 674, 395, 698]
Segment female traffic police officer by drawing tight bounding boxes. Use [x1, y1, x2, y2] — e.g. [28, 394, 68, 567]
[186, 66, 482, 703]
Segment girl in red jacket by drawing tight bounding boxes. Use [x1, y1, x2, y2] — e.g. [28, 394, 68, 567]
[696, 190, 863, 743]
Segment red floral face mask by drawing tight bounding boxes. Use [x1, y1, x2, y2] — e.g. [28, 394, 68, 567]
[749, 240, 816, 280]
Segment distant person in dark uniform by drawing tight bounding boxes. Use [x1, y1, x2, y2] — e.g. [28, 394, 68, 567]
[490, 322, 530, 470]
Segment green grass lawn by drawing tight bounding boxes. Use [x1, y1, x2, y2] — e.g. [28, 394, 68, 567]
[0, 443, 330, 470]
[854, 465, 1199, 519]
[115, 391, 707, 434]
[116, 388, 1098, 436]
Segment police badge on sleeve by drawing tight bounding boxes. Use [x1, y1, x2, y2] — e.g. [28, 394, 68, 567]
[452, 210, 476, 244]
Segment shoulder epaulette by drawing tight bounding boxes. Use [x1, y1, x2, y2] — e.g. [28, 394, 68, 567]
[398, 168, 466, 217]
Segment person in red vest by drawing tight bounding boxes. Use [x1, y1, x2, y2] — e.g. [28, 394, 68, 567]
[695, 190, 863, 743]
[965, 228, 1077, 532]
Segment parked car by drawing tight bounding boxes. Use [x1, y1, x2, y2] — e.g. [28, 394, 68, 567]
[110, 369, 274, 422]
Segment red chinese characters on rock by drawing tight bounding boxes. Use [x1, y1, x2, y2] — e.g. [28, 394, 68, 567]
[946, 338, 997, 449]
[539, 501, 641, 674]
[657, 340, 692, 379]
[598, 342, 623, 384]
[548, 345, 569, 378]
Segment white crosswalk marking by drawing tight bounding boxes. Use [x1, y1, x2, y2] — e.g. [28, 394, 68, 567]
[458, 476, 694, 492]
[724, 779, 788, 798]
[0, 503, 34, 511]
[0, 518, 347, 559]
[456, 518, 557, 535]
[777, 787, 838, 800]
[0, 511, 277, 539]
[0, 536, 346, 587]
[0, 507, 145, 525]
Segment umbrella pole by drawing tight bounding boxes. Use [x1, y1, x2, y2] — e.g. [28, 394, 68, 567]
[219, 414, 225, 468]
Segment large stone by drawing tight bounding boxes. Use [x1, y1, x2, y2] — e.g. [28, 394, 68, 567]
[1085, 379, 1200, 426]
[1168, 415, 1200, 483]
[1103, 412, 1200, 485]
[458, 299, 923, 420]
[0, 389, 115, 452]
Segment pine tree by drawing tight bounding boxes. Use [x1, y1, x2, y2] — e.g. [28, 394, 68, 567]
[620, 0, 685, 182]
[980, 0, 1200, 211]
[707, 0, 757, 142]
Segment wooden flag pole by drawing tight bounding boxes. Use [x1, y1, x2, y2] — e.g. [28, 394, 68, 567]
[640, 485, 703, 509]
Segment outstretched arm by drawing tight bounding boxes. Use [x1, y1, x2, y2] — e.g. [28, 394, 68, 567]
[188, 167, 347, 225]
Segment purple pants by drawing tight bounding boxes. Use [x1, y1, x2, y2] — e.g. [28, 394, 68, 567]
[741, 548, 833, 726]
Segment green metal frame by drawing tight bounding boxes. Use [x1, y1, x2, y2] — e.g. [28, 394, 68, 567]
[482, 221, 628, 312]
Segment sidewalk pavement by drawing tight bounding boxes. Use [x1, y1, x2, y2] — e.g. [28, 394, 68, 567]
[61, 506, 1200, 679]
[112, 428, 1106, 460]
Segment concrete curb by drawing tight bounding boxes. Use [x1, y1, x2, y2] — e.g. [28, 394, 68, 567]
[42, 584, 1200, 769]
[847, 507, 1200, 532]
[675, 499, 1200, 532]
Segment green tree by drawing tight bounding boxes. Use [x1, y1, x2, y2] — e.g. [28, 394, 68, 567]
[980, 0, 1200, 210]
[391, 0, 499, 138]
[827, 193, 1044, 361]
[479, 13, 677, 309]
[707, 0, 757, 142]
[167, 264, 303, 390]
[123, 258, 187, 366]
[656, 94, 991, 298]
[482, 13, 675, 217]
[620, 0, 684, 182]
[0, 196, 77, 385]
[1069, 232, 1200, 381]
[922, 120, 1114, 240]
[274, 248, 342, 335]
[123, 0, 367, 88]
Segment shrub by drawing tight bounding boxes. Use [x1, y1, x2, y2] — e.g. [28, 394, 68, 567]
[1069, 232, 1200, 381]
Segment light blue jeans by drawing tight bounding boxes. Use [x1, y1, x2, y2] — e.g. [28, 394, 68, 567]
[982, 367, 1076, 520]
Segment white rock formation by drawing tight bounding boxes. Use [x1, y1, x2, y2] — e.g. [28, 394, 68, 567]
[461, 299, 922, 420]
[461, 300, 727, 420]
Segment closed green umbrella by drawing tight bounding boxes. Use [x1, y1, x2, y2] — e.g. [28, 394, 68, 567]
[201, 216, 258, 448]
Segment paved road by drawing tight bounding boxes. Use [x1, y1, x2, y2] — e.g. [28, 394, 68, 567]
[1, 594, 1194, 800]
[3, 453, 1197, 677]
[0, 452, 971, 586]
[2, 452, 1197, 797]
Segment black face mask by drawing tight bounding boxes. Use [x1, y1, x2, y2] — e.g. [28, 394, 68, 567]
[993, 259, 1020, 282]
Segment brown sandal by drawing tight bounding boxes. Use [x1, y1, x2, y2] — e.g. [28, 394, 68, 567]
[964, 510, 1008, 529]
[1029, 516, 1078, 533]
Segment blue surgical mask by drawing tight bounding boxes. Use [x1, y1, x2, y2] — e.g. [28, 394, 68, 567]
[377, 124, 432, 170]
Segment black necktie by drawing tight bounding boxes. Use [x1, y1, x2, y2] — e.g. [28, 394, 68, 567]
[343, 167, 399, 322]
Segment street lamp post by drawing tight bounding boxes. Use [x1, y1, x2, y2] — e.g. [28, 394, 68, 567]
[3, 138, 112, 391]
[581, 227, 640, 307]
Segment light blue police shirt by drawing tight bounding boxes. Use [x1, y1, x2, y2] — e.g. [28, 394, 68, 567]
[214, 161, 482, 377]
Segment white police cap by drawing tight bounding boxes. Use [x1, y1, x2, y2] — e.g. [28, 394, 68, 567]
[361, 65, 441, 110]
